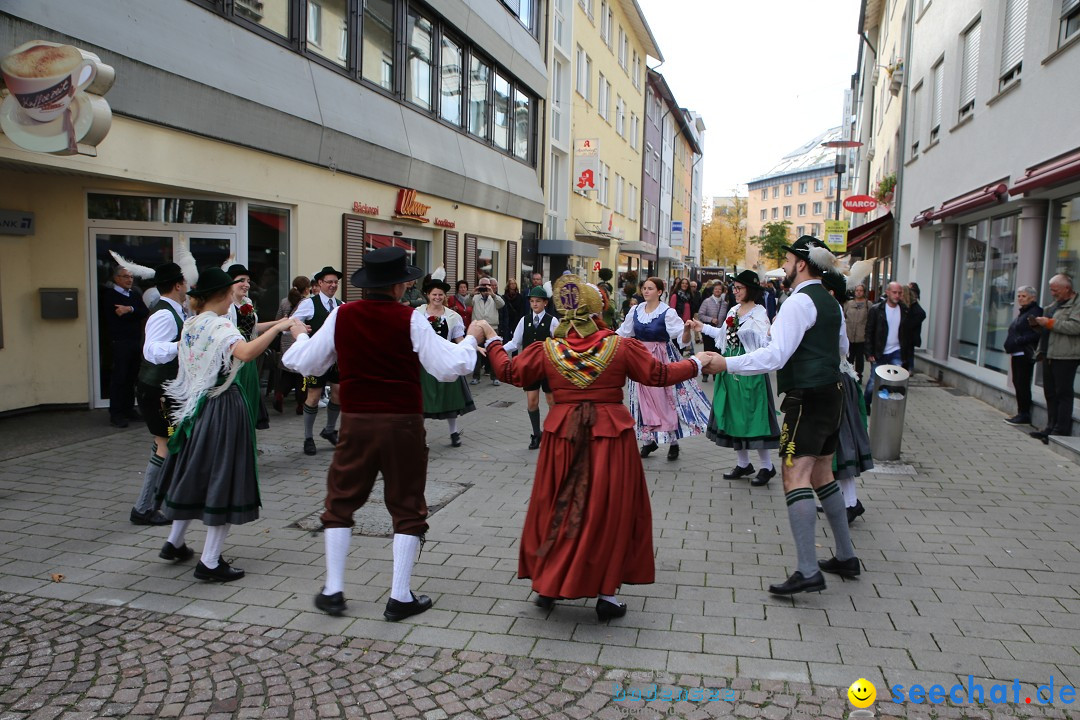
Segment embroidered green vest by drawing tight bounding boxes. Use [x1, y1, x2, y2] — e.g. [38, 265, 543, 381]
[137, 300, 183, 387]
[776, 282, 841, 395]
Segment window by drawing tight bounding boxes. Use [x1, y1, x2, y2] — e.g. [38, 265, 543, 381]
[307, 1, 322, 46]
[760, 189, 767, 200]
[771, 208, 778, 219]
[616, 96, 625, 136]
[954, 215, 1019, 372]
[784, 184, 793, 196]
[606, 7, 614, 47]
[959, 20, 981, 120]
[406, 10, 434, 109]
[1062, 0, 1080, 46]
[630, 113, 638, 149]
[910, 83, 921, 156]
[628, 184, 637, 221]
[598, 73, 608, 118]
[632, 51, 641, 88]
[772, 187, 779, 198]
[798, 204, 807, 216]
[440, 36, 463, 125]
[829, 178, 838, 194]
[799, 181, 807, 194]
[576, 46, 592, 102]
[600, 0, 610, 43]
[236, 0, 289, 37]
[308, 0, 347, 68]
[615, 174, 624, 214]
[783, 206, 792, 218]
[362, 0, 395, 89]
[1000, 0, 1027, 87]
[930, 59, 944, 140]
[796, 226, 805, 236]
[827, 201, 836, 217]
[760, 209, 767, 221]
[468, 55, 490, 139]
[492, 72, 511, 150]
[619, 27, 628, 69]
[813, 201, 823, 214]
[600, 163, 610, 206]
[814, 178, 823, 192]
[502, 0, 534, 33]
[579, 0, 594, 20]
[811, 223, 821, 236]
[513, 89, 531, 161]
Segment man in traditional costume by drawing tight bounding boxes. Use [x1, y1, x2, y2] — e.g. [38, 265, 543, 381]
[503, 285, 559, 449]
[293, 266, 344, 455]
[282, 247, 480, 620]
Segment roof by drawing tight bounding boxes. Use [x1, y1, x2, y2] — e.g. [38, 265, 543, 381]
[618, 0, 663, 61]
[748, 126, 843, 184]
[647, 70, 702, 155]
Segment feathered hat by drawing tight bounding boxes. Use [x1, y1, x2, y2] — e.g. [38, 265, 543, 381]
[422, 266, 451, 294]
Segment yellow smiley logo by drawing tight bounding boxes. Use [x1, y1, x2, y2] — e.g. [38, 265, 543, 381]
[848, 678, 877, 708]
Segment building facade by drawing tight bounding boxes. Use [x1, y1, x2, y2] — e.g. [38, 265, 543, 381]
[687, 110, 706, 268]
[0, 0, 546, 414]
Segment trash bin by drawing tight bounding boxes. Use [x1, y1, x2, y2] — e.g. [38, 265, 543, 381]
[868, 364, 910, 461]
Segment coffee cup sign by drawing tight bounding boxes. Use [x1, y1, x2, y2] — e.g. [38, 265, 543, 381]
[2, 44, 95, 122]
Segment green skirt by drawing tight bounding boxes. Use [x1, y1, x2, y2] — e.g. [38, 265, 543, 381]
[705, 346, 780, 450]
[419, 367, 476, 419]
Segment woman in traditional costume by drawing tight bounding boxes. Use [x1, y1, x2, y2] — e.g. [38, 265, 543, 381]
[415, 269, 475, 447]
[694, 270, 780, 487]
[484, 276, 710, 620]
[156, 267, 296, 582]
[225, 263, 278, 430]
[616, 277, 711, 460]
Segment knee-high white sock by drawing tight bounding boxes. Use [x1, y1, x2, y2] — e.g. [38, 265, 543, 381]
[839, 476, 858, 507]
[735, 449, 751, 467]
[323, 527, 351, 595]
[756, 448, 773, 471]
[167, 520, 191, 548]
[447, 417, 459, 434]
[391, 533, 421, 602]
[200, 524, 230, 569]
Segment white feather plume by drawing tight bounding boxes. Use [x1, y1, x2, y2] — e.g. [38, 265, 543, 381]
[431, 266, 446, 282]
[220, 253, 235, 271]
[808, 245, 840, 272]
[174, 237, 199, 286]
[109, 251, 156, 280]
[845, 259, 874, 289]
[543, 280, 553, 299]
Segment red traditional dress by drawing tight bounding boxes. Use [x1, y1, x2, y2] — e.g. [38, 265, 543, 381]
[487, 329, 699, 599]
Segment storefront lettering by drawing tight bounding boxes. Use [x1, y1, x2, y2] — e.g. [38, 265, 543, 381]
[352, 202, 379, 216]
[434, 218, 456, 228]
[393, 188, 431, 223]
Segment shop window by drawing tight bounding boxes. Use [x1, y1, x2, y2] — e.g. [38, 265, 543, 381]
[954, 215, 1019, 372]
[406, 10, 434, 110]
[469, 56, 490, 139]
[367, 234, 431, 272]
[1045, 194, 1080, 394]
[440, 36, 463, 125]
[493, 72, 511, 150]
[247, 205, 290, 318]
[88, 194, 237, 225]
[361, 0, 395, 90]
[477, 244, 501, 285]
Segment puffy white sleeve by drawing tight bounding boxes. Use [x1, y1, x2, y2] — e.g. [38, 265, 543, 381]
[616, 305, 637, 337]
[143, 310, 180, 364]
[725, 293, 815, 375]
[738, 305, 772, 353]
[292, 297, 315, 323]
[282, 307, 339, 376]
[411, 312, 478, 381]
[664, 307, 691, 348]
[503, 318, 526, 353]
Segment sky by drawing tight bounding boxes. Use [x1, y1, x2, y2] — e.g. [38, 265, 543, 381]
[634, 0, 863, 200]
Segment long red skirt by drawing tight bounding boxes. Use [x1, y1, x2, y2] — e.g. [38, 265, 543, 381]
[518, 429, 655, 599]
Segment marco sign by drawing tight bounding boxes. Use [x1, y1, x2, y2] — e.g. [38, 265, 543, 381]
[842, 195, 879, 213]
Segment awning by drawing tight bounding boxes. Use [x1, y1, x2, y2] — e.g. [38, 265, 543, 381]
[1011, 147, 1080, 196]
[618, 240, 655, 255]
[910, 208, 935, 228]
[538, 238, 602, 257]
[847, 212, 893, 250]
[934, 182, 1008, 220]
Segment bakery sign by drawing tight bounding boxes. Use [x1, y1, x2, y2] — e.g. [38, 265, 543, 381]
[393, 188, 431, 223]
[1, 41, 116, 156]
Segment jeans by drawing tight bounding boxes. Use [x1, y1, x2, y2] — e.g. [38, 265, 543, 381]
[1042, 358, 1079, 436]
[864, 349, 903, 409]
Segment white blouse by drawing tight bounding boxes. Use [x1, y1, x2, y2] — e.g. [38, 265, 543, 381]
[415, 305, 465, 341]
[616, 302, 689, 346]
[701, 303, 771, 353]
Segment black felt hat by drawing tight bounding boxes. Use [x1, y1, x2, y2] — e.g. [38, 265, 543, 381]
[350, 247, 424, 289]
[225, 263, 251, 279]
[314, 266, 343, 281]
[732, 270, 761, 290]
[422, 274, 451, 294]
[153, 262, 184, 286]
[187, 267, 241, 298]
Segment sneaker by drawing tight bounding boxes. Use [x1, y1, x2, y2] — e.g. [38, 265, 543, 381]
[492, 379, 500, 386]
[469, 378, 480, 385]
[303, 438, 317, 455]
[1004, 414, 1031, 425]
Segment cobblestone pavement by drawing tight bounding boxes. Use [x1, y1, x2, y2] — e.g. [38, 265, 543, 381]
[1, 374, 1078, 719]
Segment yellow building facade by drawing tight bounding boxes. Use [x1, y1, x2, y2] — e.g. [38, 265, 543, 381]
[670, 125, 695, 262]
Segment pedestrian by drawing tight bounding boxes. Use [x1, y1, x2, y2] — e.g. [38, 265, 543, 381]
[400, 279, 424, 308]
[157, 268, 296, 581]
[696, 282, 729, 380]
[483, 275, 711, 619]
[694, 270, 780, 487]
[864, 281, 908, 411]
[702, 236, 860, 596]
[1003, 286, 1042, 426]
[282, 247, 480, 619]
[503, 286, 559, 449]
[101, 264, 149, 427]
[671, 278, 694, 323]
[293, 266, 343, 455]
[273, 275, 311, 415]
[415, 270, 474, 447]
[225, 264, 277, 431]
[447, 279, 472, 326]
[501, 278, 526, 339]
[903, 282, 927, 370]
[844, 284, 870, 381]
[466, 277, 504, 385]
[1030, 274, 1080, 443]
[617, 277, 711, 460]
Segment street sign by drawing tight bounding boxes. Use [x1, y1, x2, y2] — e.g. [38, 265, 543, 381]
[824, 220, 849, 253]
[593, 260, 602, 272]
[843, 195, 879, 213]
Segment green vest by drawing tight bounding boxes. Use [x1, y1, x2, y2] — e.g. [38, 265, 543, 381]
[137, 300, 183, 387]
[776, 282, 841, 395]
[310, 294, 340, 334]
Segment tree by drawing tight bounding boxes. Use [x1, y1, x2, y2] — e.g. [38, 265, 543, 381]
[701, 194, 747, 266]
[751, 220, 792, 267]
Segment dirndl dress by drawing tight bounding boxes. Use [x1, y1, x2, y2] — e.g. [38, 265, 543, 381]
[416, 307, 475, 419]
[833, 360, 874, 480]
[705, 306, 780, 450]
[233, 304, 270, 430]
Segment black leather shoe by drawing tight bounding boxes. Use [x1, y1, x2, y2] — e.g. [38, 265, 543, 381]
[847, 499, 866, 524]
[1030, 430, 1050, 444]
[596, 598, 627, 621]
[320, 428, 339, 446]
[818, 556, 861, 578]
[193, 559, 245, 582]
[528, 434, 541, 450]
[315, 590, 347, 616]
[640, 441, 658, 457]
[450, 432, 462, 447]
[158, 541, 194, 562]
[384, 593, 433, 621]
[1004, 414, 1031, 425]
[109, 416, 129, 428]
[130, 507, 170, 526]
[751, 467, 776, 486]
[534, 594, 555, 610]
[667, 444, 680, 460]
[768, 571, 826, 595]
[303, 438, 317, 455]
[722, 464, 755, 480]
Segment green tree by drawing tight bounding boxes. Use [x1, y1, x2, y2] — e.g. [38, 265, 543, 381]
[751, 221, 792, 266]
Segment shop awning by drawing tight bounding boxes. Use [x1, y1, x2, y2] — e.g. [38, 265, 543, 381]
[910, 208, 935, 227]
[847, 212, 893, 250]
[1011, 147, 1080, 196]
[933, 182, 1008, 220]
[618, 240, 655, 255]
[538, 238, 602, 257]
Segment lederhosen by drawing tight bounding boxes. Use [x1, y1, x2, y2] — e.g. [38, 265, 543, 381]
[304, 294, 342, 389]
[522, 311, 557, 392]
[136, 300, 183, 438]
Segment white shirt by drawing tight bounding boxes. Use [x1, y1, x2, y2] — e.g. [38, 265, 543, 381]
[414, 305, 466, 342]
[142, 296, 186, 364]
[503, 314, 560, 354]
[293, 292, 340, 323]
[725, 279, 849, 375]
[884, 303, 901, 355]
[701, 304, 771, 353]
[616, 303, 691, 348]
[282, 305, 479, 382]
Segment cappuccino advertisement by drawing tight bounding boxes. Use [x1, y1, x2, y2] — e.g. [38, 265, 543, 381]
[0, 41, 115, 156]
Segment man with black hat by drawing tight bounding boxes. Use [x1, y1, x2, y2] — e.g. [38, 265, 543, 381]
[503, 285, 559, 449]
[282, 247, 482, 620]
[293, 266, 344, 455]
[702, 236, 860, 596]
[129, 262, 188, 526]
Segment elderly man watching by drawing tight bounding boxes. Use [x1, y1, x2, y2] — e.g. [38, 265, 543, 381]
[466, 277, 505, 385]
[1030, 274, 1080, 443]
[1003, 286, 1042, 426]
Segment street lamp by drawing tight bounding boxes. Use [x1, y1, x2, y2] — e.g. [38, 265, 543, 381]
[821, 139, 863, 221]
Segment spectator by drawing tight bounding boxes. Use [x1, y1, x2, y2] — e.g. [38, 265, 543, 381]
[465, 277, 504, 385]
[844, 284, 870, 380]
[501, 279, 526, 338]
[447, 279, 472, 326]
[101, 265, 149, 427]
[1030, 274, 1080, 443]
[903, 282, 927, 370]
[1003, 286, 1042, 426]
[864, 281, 908, 410]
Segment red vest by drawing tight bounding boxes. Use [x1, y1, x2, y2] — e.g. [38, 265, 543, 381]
[335, 299, 422, 414]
